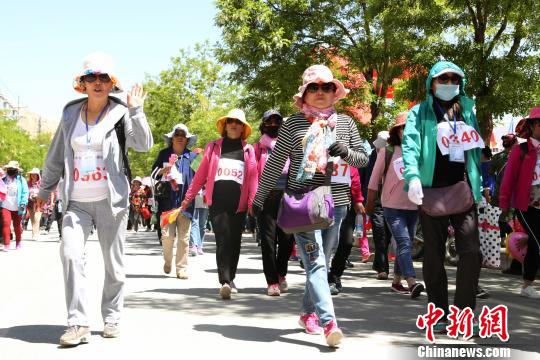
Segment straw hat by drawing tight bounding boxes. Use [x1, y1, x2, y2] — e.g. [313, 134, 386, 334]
[73, 51, 123, 94]
[293, 65, 349, 109]
[216, 109, 252, 140]
[389, 111, 408, 131]
[3, 160, 22, 171]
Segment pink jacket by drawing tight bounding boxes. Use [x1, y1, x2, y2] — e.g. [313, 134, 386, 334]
[499, 139, 538, 211]
[253, 142, 289, 179]
[350, 167, 364, 203]
[368, 145, 416, 210]
[184, 137, 258, 213]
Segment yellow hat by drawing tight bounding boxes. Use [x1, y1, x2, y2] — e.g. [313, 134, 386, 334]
[216, 108, 252, 140]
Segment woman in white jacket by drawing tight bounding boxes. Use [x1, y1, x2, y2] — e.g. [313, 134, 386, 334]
[37, 52, 153, 347]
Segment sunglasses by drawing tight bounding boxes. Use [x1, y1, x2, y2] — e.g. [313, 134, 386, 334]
[436, 74, 461, 84]
[81, 74, 112, 83]
[173, 131, 186, 138]
[305, 82, 337, 94]
[226, 118, 244, 125]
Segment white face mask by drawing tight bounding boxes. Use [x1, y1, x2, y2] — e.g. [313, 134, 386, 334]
[435, 84, 460, 101]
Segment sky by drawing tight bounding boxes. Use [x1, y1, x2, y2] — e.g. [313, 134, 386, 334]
[0, 0, 221, 121]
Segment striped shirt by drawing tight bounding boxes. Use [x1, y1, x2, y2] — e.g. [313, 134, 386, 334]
[254, 112, 368, 207]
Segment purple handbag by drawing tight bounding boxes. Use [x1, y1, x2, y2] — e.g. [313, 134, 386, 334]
[277, 163, 335, 234]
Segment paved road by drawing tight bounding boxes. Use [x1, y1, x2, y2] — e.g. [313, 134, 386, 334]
[0, 227, 538, 359]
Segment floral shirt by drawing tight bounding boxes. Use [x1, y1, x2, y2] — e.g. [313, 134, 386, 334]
[129, 188, 147, 210]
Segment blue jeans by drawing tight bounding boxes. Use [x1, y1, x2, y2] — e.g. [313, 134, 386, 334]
[383, 208, 418, 279]
[295, 230, 336, 326]
[189, 207, 209, 248]
[321, 205, 348, 270]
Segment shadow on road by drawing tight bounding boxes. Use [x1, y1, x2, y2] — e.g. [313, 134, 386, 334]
[193, 324, 335, 352]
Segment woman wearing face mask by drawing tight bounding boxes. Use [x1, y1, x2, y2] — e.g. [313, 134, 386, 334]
[36, 51, 153, 346]
[499, 107, 540, 298]
[1, 161, 29, 251]
[253, 65, 368, 347]
[402, 61, 484, 331]
[253, 110, 294, 296]
[180, 109, 258, 300]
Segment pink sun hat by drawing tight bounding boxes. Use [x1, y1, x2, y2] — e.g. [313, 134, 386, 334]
[73, 51, 123, 94]
[293, 65, 349, 109]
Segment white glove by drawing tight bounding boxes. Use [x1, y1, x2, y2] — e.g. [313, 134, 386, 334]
[408, 178, 424, 205]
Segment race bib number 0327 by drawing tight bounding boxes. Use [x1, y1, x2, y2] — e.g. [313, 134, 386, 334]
[437, 121, 485, 156]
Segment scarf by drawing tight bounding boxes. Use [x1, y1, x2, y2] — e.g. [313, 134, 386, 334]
[297, 104, 337, 182]
[259, 134, 277, 150]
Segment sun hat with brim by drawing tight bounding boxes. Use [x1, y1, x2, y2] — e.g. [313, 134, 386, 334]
[431, 67, 465, 79]
[27, 168, 41, 178]
[389, 111, 408, 131]
[293, 64, 349, 109]
[131, 176, 143, 185]
[516, 107, 540, 138]
[163, 123, 198, 149]
[73, 51, 123, 94]
[216, 108, 252, 140]
[373, 131, 390, 149]
[3, 160, 22, 171]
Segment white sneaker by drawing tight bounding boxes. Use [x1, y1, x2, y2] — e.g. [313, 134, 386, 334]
[219, 283, 231, 300]
[230, 281, 238, 294]
[520, 286, 540, 299]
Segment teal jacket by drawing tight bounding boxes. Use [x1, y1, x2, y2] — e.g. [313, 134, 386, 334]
[1, 174, 29, 212]
[401, 61, 483, 202]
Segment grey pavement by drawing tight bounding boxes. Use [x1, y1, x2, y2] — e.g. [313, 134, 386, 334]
[0, 226, 539, 360]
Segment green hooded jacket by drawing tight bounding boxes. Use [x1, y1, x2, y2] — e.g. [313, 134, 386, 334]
[401, 61, 483, 203]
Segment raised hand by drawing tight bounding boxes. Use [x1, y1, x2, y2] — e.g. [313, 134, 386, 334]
[127, 83, 147, 108]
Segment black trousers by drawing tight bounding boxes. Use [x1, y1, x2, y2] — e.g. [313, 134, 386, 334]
[329, 206, 355, 282]
[371, 204, 392, 274]
[516, 207, 540, 282]
[420, 205, 481, 315]
[258, 190, 294, 284]
[211, 208, 246, 285]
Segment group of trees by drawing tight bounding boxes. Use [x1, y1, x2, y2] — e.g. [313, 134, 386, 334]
[215, 0, 540, 140]
[0, 113, 51, 174]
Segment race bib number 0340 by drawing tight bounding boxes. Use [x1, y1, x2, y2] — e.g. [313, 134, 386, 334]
[437, 121, 485, 156]
[215, 158, 245, 185]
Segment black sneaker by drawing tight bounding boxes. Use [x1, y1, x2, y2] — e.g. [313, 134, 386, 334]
[476, 286, 490, 299]
[345, 259, 354, 268]
[335, 278, 343, 292]
[410, 283, 425, 299]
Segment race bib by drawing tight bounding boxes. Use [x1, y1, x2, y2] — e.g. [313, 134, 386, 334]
[215, 158, 245, 185]
[74, 152, 107, 183]
[392, 157, 405, 180]
[437, 121, 484, 156]
[532, 158, 540, 186]
[79, 151, 98, 175]
[331, 159, 351, 185]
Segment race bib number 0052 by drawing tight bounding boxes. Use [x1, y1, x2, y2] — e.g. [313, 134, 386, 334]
[215, 158, 245, 185]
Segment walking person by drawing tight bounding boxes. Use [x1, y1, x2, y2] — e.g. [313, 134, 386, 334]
[36, 51, 153, 346]
[151, 123, 198, 279]
[366, 112, 424, 298]
[26, 168, 43, 240]
[254, 110, 294, 296]
[252, 65, 368, 347]
[189, 189, 209, 256]
[128, 177, 146, 232]
[180, 109, 258, 299]
[499, 107, 540, 298]
[402, 61, 484, 330]
[1, 160, 28, 251]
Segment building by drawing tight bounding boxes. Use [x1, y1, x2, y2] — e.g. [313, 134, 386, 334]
[0, 91, 58, 137]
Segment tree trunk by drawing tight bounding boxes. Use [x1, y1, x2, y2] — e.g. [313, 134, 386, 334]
[475, 95, 494, 144]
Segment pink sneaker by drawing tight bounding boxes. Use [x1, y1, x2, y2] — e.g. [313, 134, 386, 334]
[197, 246, 204, 255]
[267, 284, 280, 296]
[324, 319, 343, 347]
[298, 313, 323, 335]
[278, 276, 288, 293]
[15, 242, 21, 250]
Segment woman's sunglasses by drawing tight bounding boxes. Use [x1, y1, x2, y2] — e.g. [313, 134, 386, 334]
[81, 74, 112, 83]
[436, 74, 461, 84]
[305, 82, 337, 94]
[226, 118, 244, 125]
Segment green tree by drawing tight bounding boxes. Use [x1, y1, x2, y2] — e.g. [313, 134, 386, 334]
[129, 42, 248, 177]
[215, 0, 445, 139]
[0, 113, 52, 173]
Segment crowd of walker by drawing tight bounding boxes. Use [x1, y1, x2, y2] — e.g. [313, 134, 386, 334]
[1, 52, 539, 349]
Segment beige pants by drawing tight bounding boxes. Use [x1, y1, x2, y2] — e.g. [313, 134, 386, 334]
[29, 209, 42, 240]
[162, 214, 191, 273]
